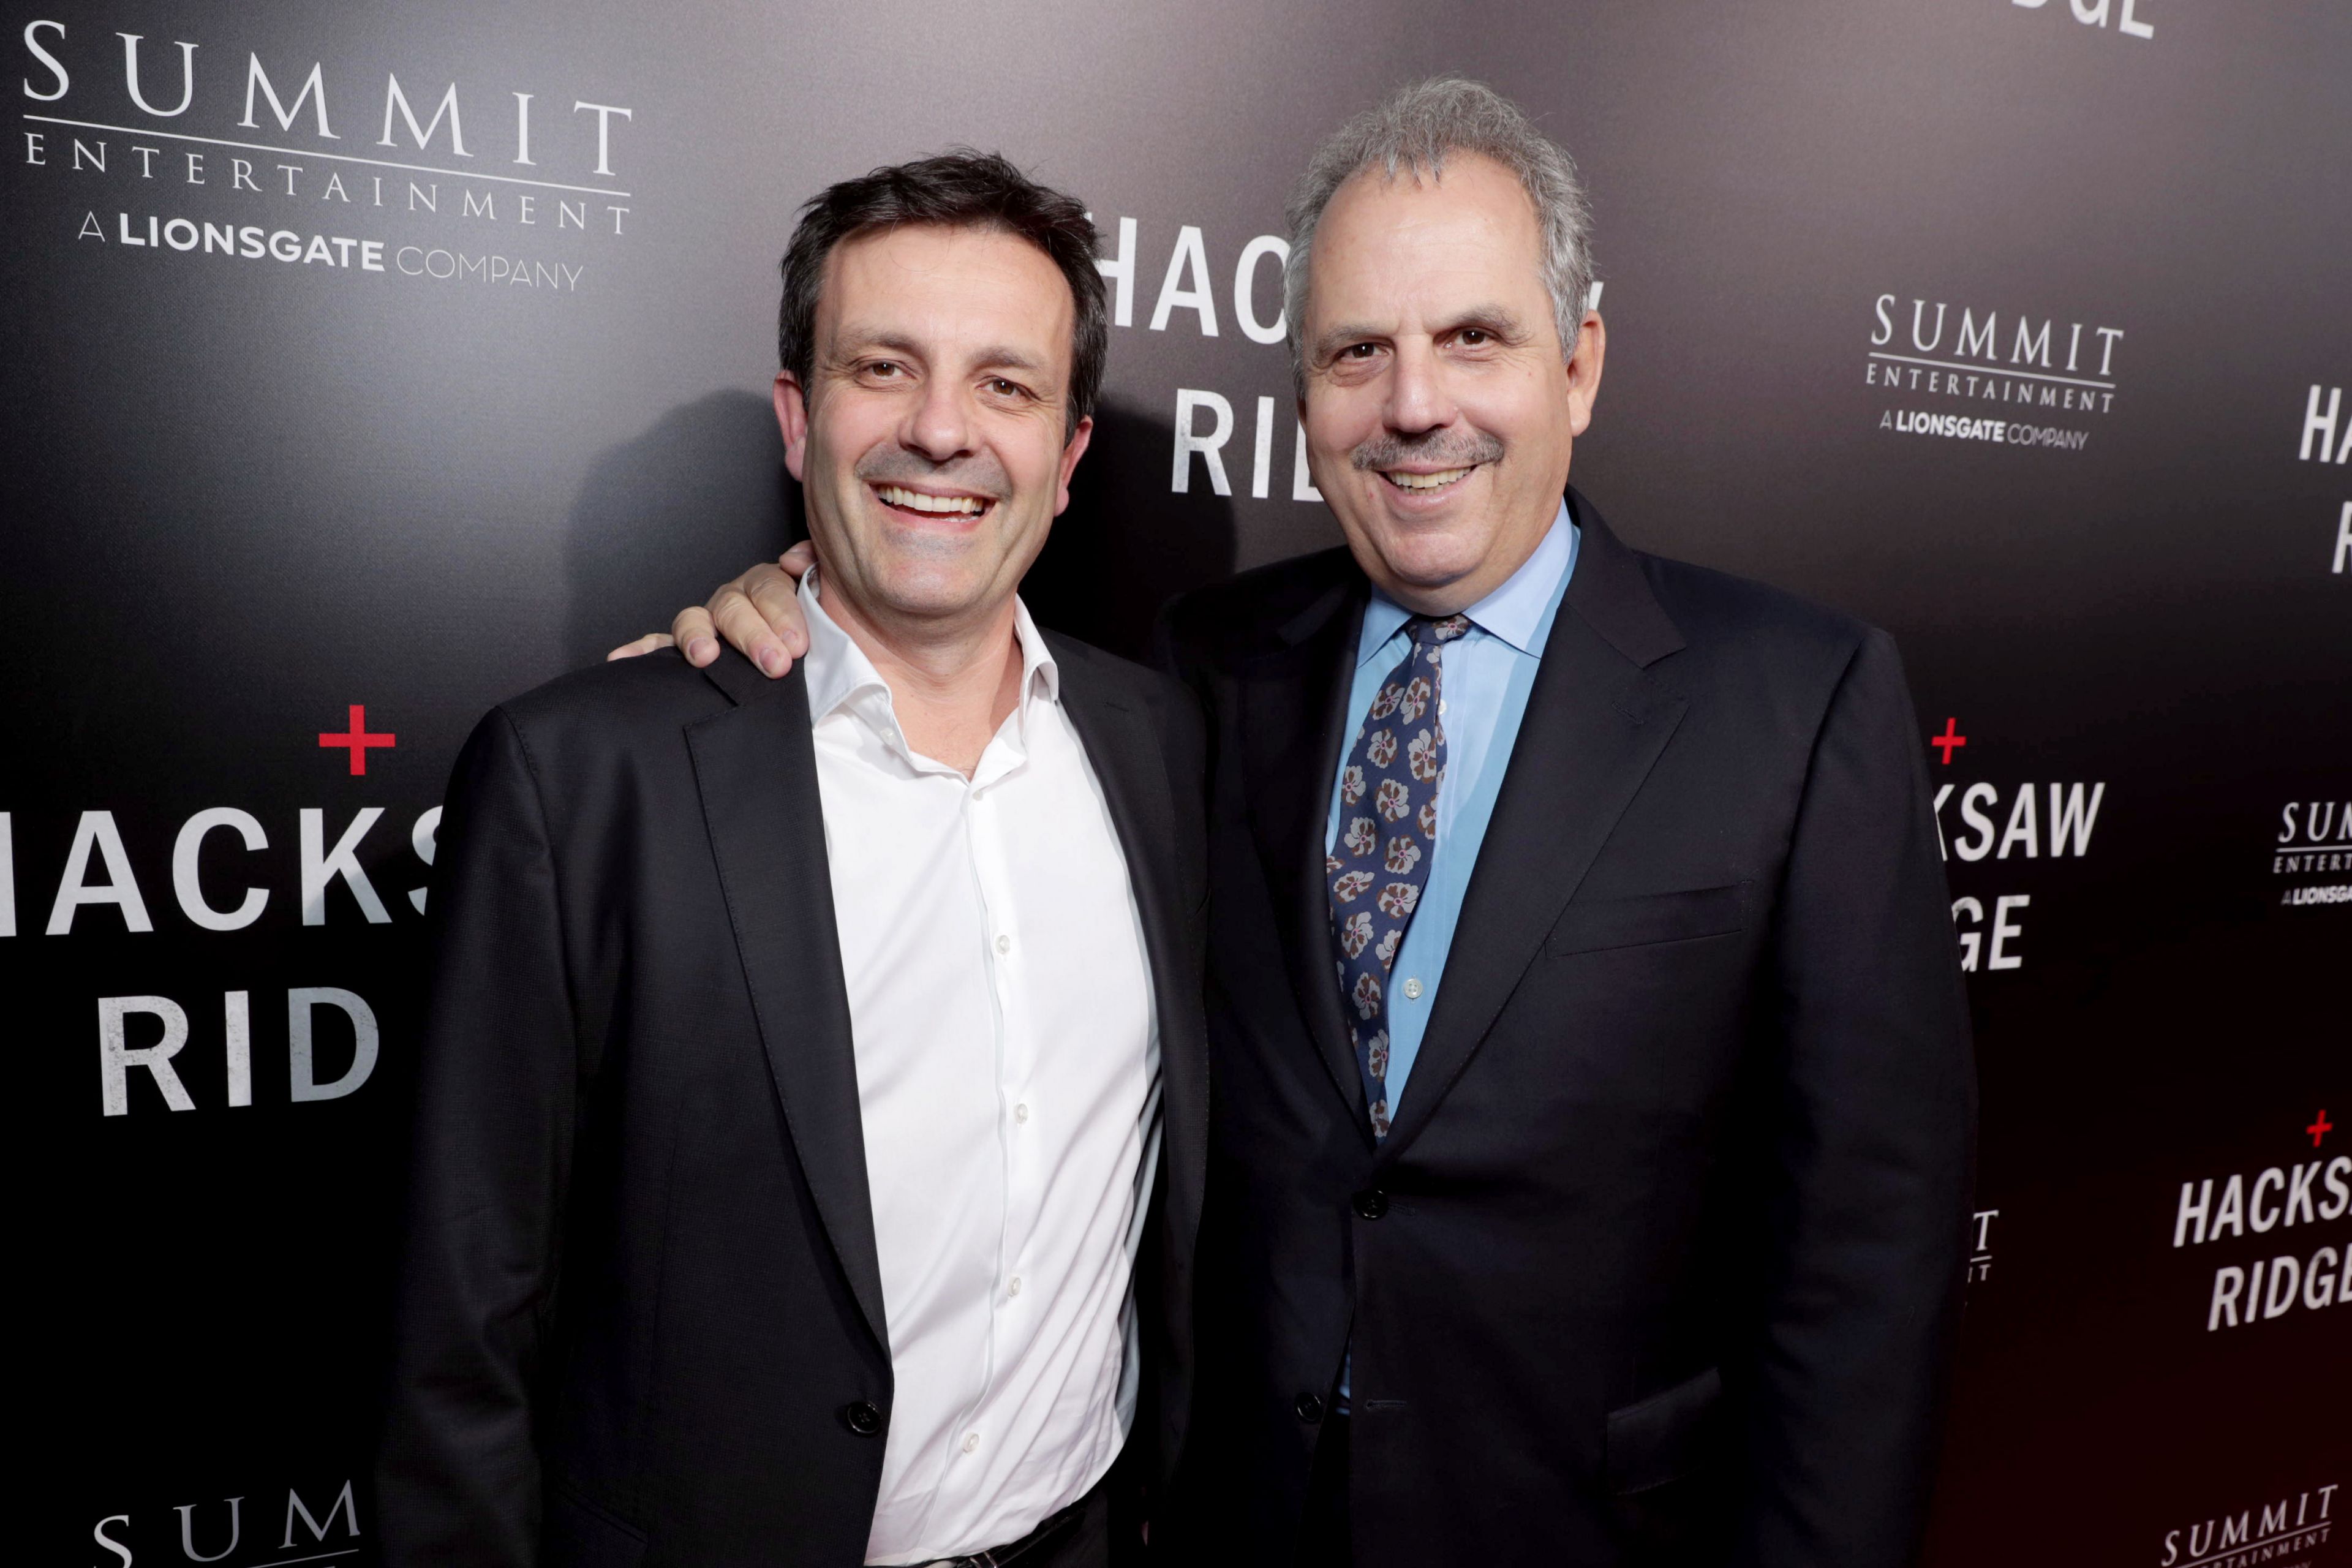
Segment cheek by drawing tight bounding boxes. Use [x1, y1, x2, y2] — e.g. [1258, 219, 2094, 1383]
[1007, 435, 1070, 506]
[1474, 377, 1574, 454]
[808, 410, 880, 486]
[1304, 401, 1374, 472]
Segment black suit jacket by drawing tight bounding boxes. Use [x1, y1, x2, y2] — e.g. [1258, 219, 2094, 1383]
[1156, 491, 1975, 1567]
[378, 639, 1210, 1568]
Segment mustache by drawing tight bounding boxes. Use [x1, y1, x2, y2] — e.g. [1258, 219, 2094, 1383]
[853, 448, 1010, 501]
[1351, 429, 1504, 472]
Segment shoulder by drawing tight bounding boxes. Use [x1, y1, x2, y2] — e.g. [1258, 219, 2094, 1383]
[1046, 631, 1202, 744]
[1619, 548, 1915, 746]
[1569, 488, 1883, 687]
[1157, 546, 1359, 669]
[1637, 551, 1877, 672]
[500, 645, 739, 731]
[476, 647, 744, 772]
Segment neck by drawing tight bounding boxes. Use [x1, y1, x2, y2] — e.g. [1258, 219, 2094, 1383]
[818, 574, 1024, 777]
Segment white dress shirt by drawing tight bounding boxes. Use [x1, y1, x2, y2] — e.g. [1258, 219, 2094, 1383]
[797, 571, 1160, 1564]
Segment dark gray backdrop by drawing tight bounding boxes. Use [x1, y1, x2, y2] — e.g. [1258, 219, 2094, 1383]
[5, 2, 2346, 1564]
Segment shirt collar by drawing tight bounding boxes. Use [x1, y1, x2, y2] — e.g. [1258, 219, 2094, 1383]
[1356, 498, 1577, 666]
[799, 567, 1060, 729]
[1009, 596, 1061, 705]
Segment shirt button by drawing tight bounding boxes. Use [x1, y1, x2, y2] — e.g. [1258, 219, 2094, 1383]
[1008, 1276, 1023, 1297]
[1014, 1103, 1030, 1123]
[995, 933, 1012, 955]
[1402, 977, 1423, 1000]
[1439, 698, 1449, 717]
[963, 1432, 981, 1453]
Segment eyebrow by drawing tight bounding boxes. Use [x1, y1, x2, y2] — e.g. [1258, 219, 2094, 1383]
[1448, 304, 1529, 340]
[1311, 322, 1386, 361]
[971, 345, 1050, 377]
[1312, 304, 1530, 361]
[829, 328, 1051, 379]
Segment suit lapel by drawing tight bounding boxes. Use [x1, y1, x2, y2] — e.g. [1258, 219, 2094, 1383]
[1380, 499, 1689, 1159]
[1052, 643, 1210, 1255]
[685, 653, 889, 1357]
[1239, 573, 1373, 1133]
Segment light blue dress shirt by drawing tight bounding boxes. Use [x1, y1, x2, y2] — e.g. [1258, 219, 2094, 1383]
[1323, 500, 1579, 1117]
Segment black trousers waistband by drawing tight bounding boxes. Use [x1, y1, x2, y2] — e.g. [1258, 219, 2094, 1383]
[910, 1469, 1109, 1568]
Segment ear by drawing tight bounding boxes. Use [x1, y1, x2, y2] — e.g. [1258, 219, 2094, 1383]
[1564, 311, 1605, 439]
[1051, 414, 1095, 516]
[774, 372, 811, 482]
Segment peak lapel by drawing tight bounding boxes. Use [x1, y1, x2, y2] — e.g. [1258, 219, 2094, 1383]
[685, 654, 889, 1357]
[1379, 503, 1688, 1158]
[1238, 576, 1373, 1134]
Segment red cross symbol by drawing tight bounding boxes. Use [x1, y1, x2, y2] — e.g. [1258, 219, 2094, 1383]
[2310, 1109, 2334, 1148]
[1930, 718, 1967, 766]
[319, 705, 396, 775]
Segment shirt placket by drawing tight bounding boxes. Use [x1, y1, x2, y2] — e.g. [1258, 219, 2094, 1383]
[951, 741, 1041, 1488]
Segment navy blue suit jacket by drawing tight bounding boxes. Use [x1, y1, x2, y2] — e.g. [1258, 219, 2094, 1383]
[1156, 490, 1975, 1567]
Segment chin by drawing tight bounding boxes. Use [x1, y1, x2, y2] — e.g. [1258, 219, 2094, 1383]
[868, 564, 999, 619]
[873, 581, 982, 617]
[1367, 531, 1487, 592]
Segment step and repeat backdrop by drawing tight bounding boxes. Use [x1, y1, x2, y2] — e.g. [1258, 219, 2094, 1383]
[4, 1, 2345, 1562]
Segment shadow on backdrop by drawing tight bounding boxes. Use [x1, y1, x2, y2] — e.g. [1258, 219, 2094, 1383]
[565, 392, 1232, 668]
[1025, 398, 1237, 661]
[564, 389, 796, 668]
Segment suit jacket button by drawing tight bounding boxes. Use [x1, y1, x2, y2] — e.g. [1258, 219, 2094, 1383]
[843, 1401, 883, 1437]
[1353, 1188, 1389, 1219]
[1294, 1392, 1325, 1423]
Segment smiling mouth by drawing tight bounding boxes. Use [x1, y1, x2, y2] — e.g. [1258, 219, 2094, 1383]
[873, 483, 993, 518]
[1380, 466, 1476, 493]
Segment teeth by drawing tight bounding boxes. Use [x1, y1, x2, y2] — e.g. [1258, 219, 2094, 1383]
[878, 485, 987, 514]
[1384, 467, 1472, 491]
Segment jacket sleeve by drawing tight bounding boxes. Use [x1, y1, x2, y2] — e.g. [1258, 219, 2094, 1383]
[1738, 628, 1978, 1568]
[378, 706, 578, 1568]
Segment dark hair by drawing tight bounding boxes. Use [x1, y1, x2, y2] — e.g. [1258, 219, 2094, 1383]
[776, 149, 1107, 439]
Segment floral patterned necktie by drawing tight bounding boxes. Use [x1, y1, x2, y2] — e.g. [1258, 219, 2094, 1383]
[1327, 612, 1472, 1137]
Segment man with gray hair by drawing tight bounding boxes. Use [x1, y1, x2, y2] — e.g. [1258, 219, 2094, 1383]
[635, 77, 1973, 1568]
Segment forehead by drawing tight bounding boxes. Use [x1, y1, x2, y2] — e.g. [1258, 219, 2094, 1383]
[817, 222, 1074, 365]
[1308, 153, 1547, 320]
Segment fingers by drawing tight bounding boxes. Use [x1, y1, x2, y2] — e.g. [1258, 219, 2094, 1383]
[706, 581, 781, 679]
[668, 604, 720, 667]
[721, 544, 819, 677]
[745, 564, 810, 659]
[619, 540, 812, 676]
[606, 633, 675, 662]
[703, 561, 808, 679]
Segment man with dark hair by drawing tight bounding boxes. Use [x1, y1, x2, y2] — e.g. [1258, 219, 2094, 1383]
[636, 78, 1973, 1568]
[774, 151, 1110, 446]
[378, 152, 1208, 1567]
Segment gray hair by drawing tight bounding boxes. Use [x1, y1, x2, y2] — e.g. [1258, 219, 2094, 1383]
[1283, 77, 1594, 396]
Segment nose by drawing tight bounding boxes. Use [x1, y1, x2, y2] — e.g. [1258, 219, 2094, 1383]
[902, 373, 976, 465]
[1384, 337, 1459, 438]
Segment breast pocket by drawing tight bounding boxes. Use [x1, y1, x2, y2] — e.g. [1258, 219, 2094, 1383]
[1545, 883, 1753, 957]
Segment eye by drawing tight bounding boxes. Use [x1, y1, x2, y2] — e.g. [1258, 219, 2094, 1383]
[1457, 328, 1490, 346]
[1343, 343, 1381, 360]
[986, 377, 1028, 398]
[862, 360, 904, 379]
